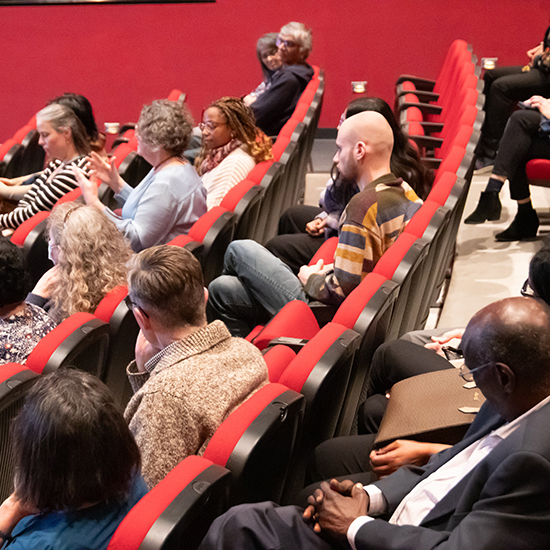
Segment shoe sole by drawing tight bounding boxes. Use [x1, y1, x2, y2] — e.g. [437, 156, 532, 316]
[473, 165, 494, 175]
[464, 214, 501, 225]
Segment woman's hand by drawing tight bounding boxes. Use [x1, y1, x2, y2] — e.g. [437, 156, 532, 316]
[71, 166, 104, 210]
[32, 266, 60, 299]
[424, 328, 465, 357]
[305, 217, 327, 236]
[88, 152, 124, 194]
[369, 440, 450, 478]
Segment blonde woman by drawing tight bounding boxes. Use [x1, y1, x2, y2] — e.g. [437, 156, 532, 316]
[29, 202, 132, 323]
[196, 97, 273, 209]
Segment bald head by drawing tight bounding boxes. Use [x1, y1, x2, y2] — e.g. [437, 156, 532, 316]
[463, 297, 550, 404]
[334, 111, 393, 188]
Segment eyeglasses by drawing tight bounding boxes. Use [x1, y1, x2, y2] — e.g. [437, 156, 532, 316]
[125, 295, 149, 319]
[458, 362, 493, 382]
[521, 278, 536, 298]
[199, 122, 227, 133]
[276, 37, 297, 48]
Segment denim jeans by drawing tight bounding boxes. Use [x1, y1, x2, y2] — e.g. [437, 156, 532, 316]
[207, 240, 309, 337]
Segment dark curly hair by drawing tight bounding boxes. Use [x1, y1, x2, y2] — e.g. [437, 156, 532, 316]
[0, 237, 32, 308]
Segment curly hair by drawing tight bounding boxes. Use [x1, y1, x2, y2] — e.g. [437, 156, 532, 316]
[47, 202, 133, 322]
[279, 21, 313, 59]
[137, 99, 193, 157]
[195, 97, 273, 175]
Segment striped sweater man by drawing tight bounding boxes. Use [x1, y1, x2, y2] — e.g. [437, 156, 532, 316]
[304, 173, 422, 304]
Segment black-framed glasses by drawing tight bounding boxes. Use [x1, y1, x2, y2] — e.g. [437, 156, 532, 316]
[276, 37, 297, 48]
[521, 278, 536, 298]
[125, 295, 149, 319]
[198, 121, 227, 133]
[458, 362, 493, 382]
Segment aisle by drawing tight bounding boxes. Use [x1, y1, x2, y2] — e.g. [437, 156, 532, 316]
[438, 174, 550, 327]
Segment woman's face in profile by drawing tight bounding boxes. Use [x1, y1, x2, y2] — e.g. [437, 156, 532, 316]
[260, 46, 282, 72]
[201, 107, 233, 150]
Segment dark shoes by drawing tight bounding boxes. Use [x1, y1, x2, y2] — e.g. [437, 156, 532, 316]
[464, 191, 502, 224]
[495, 208, 539, 242]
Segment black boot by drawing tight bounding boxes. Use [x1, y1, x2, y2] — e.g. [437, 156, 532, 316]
[464, 191, 502, 224]
[495, 206, 539, 242]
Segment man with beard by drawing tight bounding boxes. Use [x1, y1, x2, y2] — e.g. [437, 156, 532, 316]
[207, 111, 422, 337]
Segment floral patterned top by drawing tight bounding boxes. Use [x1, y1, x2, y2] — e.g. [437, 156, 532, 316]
[0, 302, 57, 365]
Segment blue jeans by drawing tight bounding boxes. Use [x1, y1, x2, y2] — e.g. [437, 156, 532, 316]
[207, 240, 309, 337]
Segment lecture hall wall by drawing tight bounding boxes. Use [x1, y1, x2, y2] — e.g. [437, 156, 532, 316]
[0, 0, 547, 141]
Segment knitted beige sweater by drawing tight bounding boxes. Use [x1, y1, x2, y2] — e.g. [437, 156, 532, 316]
[124, 320, 268, 488]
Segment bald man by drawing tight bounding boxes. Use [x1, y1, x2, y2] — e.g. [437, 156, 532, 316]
[200, 297, 550, 550]
[207, 112, 422, 337]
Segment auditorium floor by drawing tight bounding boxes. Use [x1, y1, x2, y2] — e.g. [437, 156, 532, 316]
[306, 137, 550, 329]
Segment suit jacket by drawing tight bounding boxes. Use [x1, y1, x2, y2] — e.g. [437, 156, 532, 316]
[355, 401, 550, 549]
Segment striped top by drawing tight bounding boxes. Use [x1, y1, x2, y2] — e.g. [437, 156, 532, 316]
[201, 146, 256, 210]
[0, 156, 89, 229]
[305, 173, 422, 304]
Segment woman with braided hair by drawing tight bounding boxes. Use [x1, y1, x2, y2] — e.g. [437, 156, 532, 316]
[195, 97, 273, 209]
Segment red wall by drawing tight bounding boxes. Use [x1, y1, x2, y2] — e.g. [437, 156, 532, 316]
[0, 0, 547, 141]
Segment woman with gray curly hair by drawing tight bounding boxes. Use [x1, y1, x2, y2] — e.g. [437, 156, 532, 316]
[74, 100, 207, 252]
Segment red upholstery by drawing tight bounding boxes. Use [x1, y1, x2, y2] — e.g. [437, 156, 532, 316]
[289, 102, 309, 122]
[427, 171, 458, 206]
[0, 363, 32, 380]
[312, 65, 320, 79]
[203, 383, 292, 466]
[279, 323, 348, 392]
[107, 455, 216, 550]
[436, 145, 466, 175]
[12, 125, 33, 144]
[262, 345, 297, 383]
[113, 144, 134, 168]
[272, 136, 291, 161]
[251, 300, 320, 350]
[0, 139, 17, 159]
[28, 115, 37, 128]
[167, 234, 195, 248]
[277, 119, 299, 140]
[10, 211, 50, 246]
[526, 159, 550, 180]
[94, 285, 128, 323]
[373, 233, 419, 279]
[55, 187, 83, 205]
[333, 272, 388, 329]
[309, 237, 338, 265]
[220, 179, 256, 211]
[25, 312, 99, 374]
[188, 207, 227, 242]
[246, 160, 273, 184]
[403, 200, 441, 239]
[167, 89, 184, 102]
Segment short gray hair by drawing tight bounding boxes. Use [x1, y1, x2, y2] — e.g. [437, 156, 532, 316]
[137, 99, 193, 156]
[279, 21, 313, 59]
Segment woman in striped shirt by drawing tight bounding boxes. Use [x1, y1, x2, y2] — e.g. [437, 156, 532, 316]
[0, 104, 91, 231]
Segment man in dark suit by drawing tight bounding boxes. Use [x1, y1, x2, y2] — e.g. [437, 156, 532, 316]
[199, 296, 550, 549]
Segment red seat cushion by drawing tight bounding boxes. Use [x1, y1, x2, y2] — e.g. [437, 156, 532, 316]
[203, 383, 290, 466]
[220, 179, 256, 211]
[0, 363, 31, 381]
[272, 137, 291, 161]
[188, 207, 228, 242]
[0, 139, 17, 159]
[403, 200, 440, 239]
[262, 345, 297, 383]
[10, 211, 50, 246]
[426, 171, 457, 206]
[247, 160, 273, 185]
[309, 237, 338, 265]
[167, 234, 195, 248]
[25, 312, 98, 374]
[373, 233, 418, 279]
[107, 455, 215, 550]
[279, 323, 348, 392]
[333, 272, 388, 329]
[526, 159, 550, 180]
[94, 285, 128, 323]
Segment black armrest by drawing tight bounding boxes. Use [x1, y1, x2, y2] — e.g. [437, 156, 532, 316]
[408, 134, 444, 150]
[421, 157, 442, 169]
[398, 101, 443, 115]
[119, 122, 136, 134]
[265, 337, 310, 353]
[398, 90, 439, 102]
[309, 301, 338, 327]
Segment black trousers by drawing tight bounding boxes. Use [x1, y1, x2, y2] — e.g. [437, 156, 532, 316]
[480, 65, 550, 157]
[265, 204, 325, 275]
[492, 109, 550, 201]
